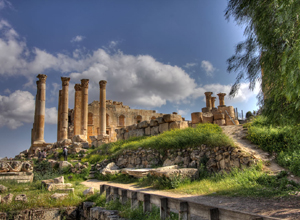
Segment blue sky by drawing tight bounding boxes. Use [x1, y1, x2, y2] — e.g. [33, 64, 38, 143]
[0, 0, 259, 158]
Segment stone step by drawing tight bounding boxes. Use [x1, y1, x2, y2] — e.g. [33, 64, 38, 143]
[89, 171, 96, 174]
[88, 174, 95, 179]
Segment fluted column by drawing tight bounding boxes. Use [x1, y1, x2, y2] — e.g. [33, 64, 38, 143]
[211, 97, 217, 109]
[217, 93, 226, 107]
[74, 84, 82, 136]
[35, 74, 47, 143]
[61, 77, 70, 140]
[99, 80, 107, 137]
[57, 90, 62, 142]
[204, 92, 213, 109]
[81, 79, 89, 140]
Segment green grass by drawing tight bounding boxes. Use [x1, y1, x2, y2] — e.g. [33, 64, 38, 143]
[85, 124, 235, 164]
[0, 180, 96, 212]
[246, 116, 300, 176]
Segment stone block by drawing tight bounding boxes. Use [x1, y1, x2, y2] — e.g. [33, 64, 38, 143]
[203, 115, 214, 123]
[191, 112, 203, 124]
[56, 188, 74, 194]
[15, 194, 28, 202]
[150, 126, 159, 136]
[124, 132, 129, 140]
[225, 118, 239, 125]
[1, 193, 13, 204]
[83, 187, 94, 196]
[127, 124, 137, 131]
[202, 107, 211, 113]
[61, 139, 72, 145]
[159, 123, 169, 133]
[169, 121, 188, 130]
[54, 176, 64, 184]
[214, 119, 225, 126]
[72, 142, 82, 148]
[82, 142, 89, 149]
[0, 184, 8, 193]
[145, 127, 151, 136]
[163, 114, 182, 123]
[218, 106, 235, 118]
[137, 121, 150, 128]
[157, 117, 165, 124]
[150, 119, 158, 127]
[51, 193, 68, 200]
[59, 161, 73, 169]
[213, 111, 225, 120]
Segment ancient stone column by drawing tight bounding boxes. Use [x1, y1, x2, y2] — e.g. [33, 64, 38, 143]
[81, 79, 89, 140]
[60, 77, 70, 140]
[204, 92, 213, 109]
[57, 90, 62, 142]
[211, 97, 217, 108]
[99, 80, 107, 137]
[32, 81, 40, 144]
[35, 74, 47, 143]
[73, 84, 82, 136]
[217, 93, 226, 107]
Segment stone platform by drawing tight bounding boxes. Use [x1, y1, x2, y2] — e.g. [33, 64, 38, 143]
[0, 172, 34, 183]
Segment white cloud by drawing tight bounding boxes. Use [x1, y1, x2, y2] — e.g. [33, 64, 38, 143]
[184, 62, 197, 68]
[0, 0, 12, 10]
[71, 35, 85, 43]
[0, 90, 57, 129]
[201, 60, 216, 77]
[4, 88, 10, 94]
[177, 109, 190, 117]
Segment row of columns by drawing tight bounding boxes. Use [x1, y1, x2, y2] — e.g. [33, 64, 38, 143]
[204, 92, 226, 110]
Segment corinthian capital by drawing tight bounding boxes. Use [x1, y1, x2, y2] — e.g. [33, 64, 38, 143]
[204, 92, 213, 98]
[217, 93, 226, 98]
[81, 79, 89, 88]
[99, 80, 107, 89]
[37, 74, 47, 83]
[74, 84, 82, 91]
[61, 77, 70, 86]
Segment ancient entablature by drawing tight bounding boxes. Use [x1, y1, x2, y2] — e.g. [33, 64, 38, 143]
[29, 74, 239, 153]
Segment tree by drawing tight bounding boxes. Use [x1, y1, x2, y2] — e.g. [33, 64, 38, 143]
[225, 0, 300, 125]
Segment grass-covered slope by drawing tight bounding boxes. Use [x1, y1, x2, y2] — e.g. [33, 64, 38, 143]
[245, 116, 300, 176]
[82, 123, 235, 164]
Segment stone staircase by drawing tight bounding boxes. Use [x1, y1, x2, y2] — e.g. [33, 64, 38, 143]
[88, 164, 96, 179]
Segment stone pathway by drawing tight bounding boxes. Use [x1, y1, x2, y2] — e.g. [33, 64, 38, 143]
[82, 179, 300, 220]
[221, 125, 300, 183]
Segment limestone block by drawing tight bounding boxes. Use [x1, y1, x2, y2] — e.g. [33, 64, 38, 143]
[169, 121, 188, 130]
[61, 139, 72, 146]
[51, 193, 68, 200]
[59, 161, 73, 169]
[191, 112, 203, 124]
[159, 123, 169, 134]
[150, 119, 158, 127]
[225, 118, 239, 125]
[21, 162, 33, 172]
[47, 183, 73, 191]
[213, 111, 225, 120]
[218, 106, 235, 118]
[0, 162, 10, 172]
[163, 114, 182, 123]
[163, 159, 175, 167]
[54, 176, 64, 184]
[157, 117, 165, 124]
[82, 142, 89, 149]
[124, 132, 129, 140]
[203, 115, 214, 123]
[135, 129, 145, 137]
[137, 120, 150, 129]
[0, 184, 8, 193]
[73, 142, 83, 148]
[56, 188, 74, 194]
[150, 126, 159, 136]
[15, 194, 28, 202]
[91, 140, 98, 147]
[127, 124, 137, 131]
[1, 193, 13, 204]
[89, 136, 97, 142]
[117, 133, 124, 140]
[214, 119, 226, 126]
[202, 107, 211, 113]
[145, 127, 151, 136]
[83, 187, 94, 196]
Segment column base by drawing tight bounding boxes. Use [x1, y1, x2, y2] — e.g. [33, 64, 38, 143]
[96, 134, 110, 146]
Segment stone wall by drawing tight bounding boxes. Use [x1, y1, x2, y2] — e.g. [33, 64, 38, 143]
[94, 144, 255, 173]
[114, 113, 187, 142]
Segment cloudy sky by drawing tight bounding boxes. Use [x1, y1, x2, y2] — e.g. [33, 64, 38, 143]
[0, 0, 260, 158]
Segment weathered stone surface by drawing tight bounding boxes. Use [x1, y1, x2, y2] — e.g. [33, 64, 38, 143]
[150, 126, 159, 136]
[100, 162, 121, 175]
[56, 188, 74, 194]
[157, 117, 165, 124]
[0, 162, 10, 172]
[59, 161, 73, 169]
[203, 112, 214, 123]
[214, 119, 226, 126]
[150, 119, 158, 127]
[126, 168, 152, 178]
[83, 187, 94, 196]
[51, 193, 68, 200]
[156, 168, 199, 180]
[1, 193, 13, 204]
[163, 159, 174, 166]
[15, 194, 27, 202]
[54, 176, 64, 184]
[47, 183, 73, 192]
[159, 123, 169, 133]
[213, 111, 225, 120]
[137, 120, 150, 128]
[61, 139, 72, 146]
[21, 162, 33, 172]
[72, 142, 83, 148]
[191, 112, 203, 124]
[0, 184, 7, 193]
[163, 114, 182, 123]
[145, 127, 151, 136]
[72, 135, 86, 143]
[9, 161, 23, 172]
[169, 121, 188, 130]
[82, 142, 89, 149]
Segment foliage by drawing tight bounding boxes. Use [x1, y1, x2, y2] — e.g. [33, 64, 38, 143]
[225, 0, 300, 125]
[245, 111, 253, 119]
[246, 116, 300, 176]
[94, 124, 234, 158]
[172, 164, 299, 198]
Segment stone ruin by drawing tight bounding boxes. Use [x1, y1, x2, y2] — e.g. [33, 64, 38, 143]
[0, 160, 34, 183]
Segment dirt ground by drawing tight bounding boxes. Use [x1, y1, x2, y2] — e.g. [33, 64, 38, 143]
[82, 125, 300, 219]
